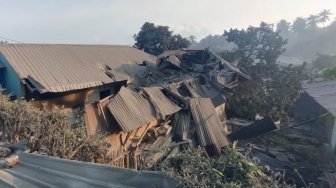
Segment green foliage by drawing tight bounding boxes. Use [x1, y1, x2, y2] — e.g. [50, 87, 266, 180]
[312, 54, 336, 70]
[133, 22, 190, 56]
[222, 22, 305, 123]
[160, 144, 294, 187]
[0, 92, 111, 163]
[323, 66, 336, 80]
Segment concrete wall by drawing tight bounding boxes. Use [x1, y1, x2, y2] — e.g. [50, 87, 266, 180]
[0, 53, 22, 97]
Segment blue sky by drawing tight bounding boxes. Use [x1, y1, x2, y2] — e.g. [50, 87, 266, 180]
[0, 0, 335, 45]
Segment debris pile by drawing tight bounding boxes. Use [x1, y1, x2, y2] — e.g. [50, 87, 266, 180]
[84, 49, 280, 170]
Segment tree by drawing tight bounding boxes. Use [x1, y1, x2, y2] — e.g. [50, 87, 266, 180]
[222, 22, 305, 123]
[312, 54, 336, 70]
[169, 34, 191, 50]
[134, 22, 190, 56]
[188, 35, 198, 46]
[323, 66, 336, 80]
[276, 19, 291, 38]
[319, 9, 333, 27]
[291, 17, 307, 33]
[306, 14, 319, 29]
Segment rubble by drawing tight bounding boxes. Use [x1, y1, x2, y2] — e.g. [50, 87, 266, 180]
[2, 46, 330, 187]
[81, 49, 284, 170]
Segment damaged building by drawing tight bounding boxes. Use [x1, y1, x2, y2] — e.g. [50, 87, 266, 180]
[0, 44, 156, 122]
[1, 44, 279, 170]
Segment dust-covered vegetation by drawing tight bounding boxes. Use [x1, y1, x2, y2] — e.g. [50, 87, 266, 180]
[0, 91, 111, 163]
[194, 9, 336, 60]
[221, 22, 305, 123]
[159, 143, 297, 188]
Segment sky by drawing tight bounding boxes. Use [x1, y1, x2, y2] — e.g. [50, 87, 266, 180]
[0, 0, 335, 45]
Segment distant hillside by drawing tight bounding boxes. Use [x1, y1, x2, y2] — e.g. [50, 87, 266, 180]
[192, 12, 336, 64]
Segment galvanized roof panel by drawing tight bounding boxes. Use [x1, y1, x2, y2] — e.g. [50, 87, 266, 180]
[141, 87, 181, 119]
[189, 98, 229, 156]
[172, 110, 191, 141]
[0, 44, 156, 93]
[0, 152, 174, 188]
[303, 80, 336, 116]
[185, 78, 226, 107]
[106, 69, 130, 82]
[227, 116, 277, 141]
[107, 86, 156, 132]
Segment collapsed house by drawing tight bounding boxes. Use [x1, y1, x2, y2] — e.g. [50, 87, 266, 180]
[0, 44, 156, 123]
[0, 44, 278, 170]
[83, 49, 270, 168]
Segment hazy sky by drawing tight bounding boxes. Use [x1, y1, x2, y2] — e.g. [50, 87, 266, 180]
[0, 0, 335, 45]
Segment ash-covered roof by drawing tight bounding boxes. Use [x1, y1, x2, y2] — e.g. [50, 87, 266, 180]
[0, 152, 175, 188]
[0, 44, 156, 93]
[303, 80, 336, 116]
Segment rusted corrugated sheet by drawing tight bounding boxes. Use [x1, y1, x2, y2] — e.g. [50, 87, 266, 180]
[172, 110, 191, 141]
[189, 98, 229, 156]
[107, 86, 156, 132]
[227, 116, 277, 141]
[141, 87, 181, 119]
[0, 44, 156, 93]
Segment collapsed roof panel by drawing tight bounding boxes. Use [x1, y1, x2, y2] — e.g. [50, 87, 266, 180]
[107, 86, 157, 132]
[106, 69, 130, 82]
[227, 116, 277, 141]
[0, 152, 175, 188]
[171, 110, 191, 142]
[189, 98, 229, 156]
[141, 87, 181, 119]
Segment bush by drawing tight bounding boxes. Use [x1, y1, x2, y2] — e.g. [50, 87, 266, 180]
[159, 142, 295, 187]
[0, 92, 111, 163]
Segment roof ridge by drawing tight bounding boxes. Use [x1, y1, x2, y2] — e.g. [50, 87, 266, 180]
[0, 43, 132, 47]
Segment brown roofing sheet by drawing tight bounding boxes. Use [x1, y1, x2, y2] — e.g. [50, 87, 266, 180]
[189, 98, 229, 156]
[141, 87, 181, 119]
[0, 44, 156, 93]
[107, 86, 156, 132]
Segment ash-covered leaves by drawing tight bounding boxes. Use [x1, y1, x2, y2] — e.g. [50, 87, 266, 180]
[159, 143, 293, 188]
[0, 92, 111, 163]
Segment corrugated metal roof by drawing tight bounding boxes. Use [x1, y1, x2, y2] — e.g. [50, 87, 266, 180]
[227, 117, 277, 141]
[0, 44, 156, 93]
[141, 87, 181, 119]
[303, 80, 336, 116]
[106, 69, 130, 82]
[172, 110, 191, 141]
[189, 98, 229, 156]
[0, 152, 175, 188]
[186, 78, 226, 107]
[107, 86, 156, 132]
